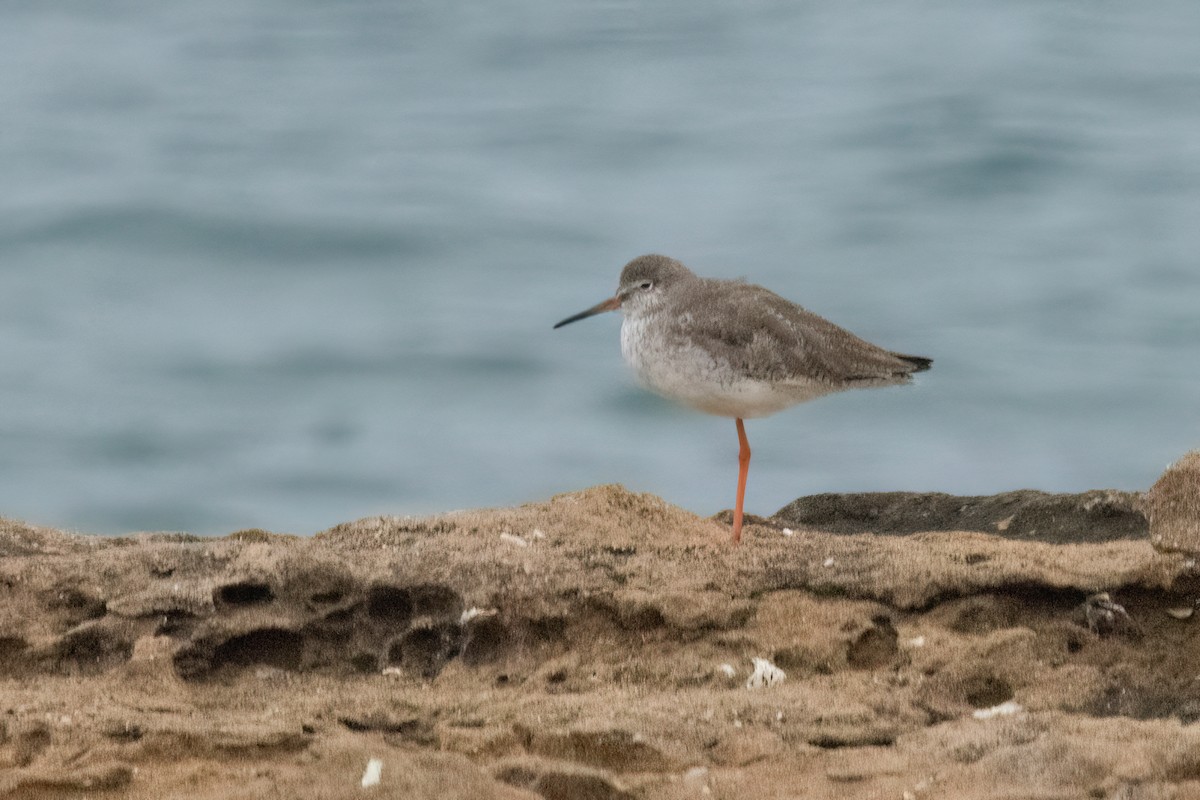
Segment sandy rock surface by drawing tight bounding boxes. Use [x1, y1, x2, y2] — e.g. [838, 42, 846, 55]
[2, 478, 1199, 799]
[1148, 451, 1200, 555]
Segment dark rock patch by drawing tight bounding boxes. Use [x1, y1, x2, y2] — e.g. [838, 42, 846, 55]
[773, 489, 1146, 542]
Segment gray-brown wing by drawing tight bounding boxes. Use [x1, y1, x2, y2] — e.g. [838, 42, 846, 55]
[667, 279, 926, 387]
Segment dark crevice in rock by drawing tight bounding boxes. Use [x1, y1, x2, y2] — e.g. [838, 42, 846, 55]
[212, 628, 305, 672]
[214, 582, 274, 606]
[387, 624, 463, 679]
[461, 615, 509, 666]
[366, 585, 413, 626]
[846, 617, 899, 669]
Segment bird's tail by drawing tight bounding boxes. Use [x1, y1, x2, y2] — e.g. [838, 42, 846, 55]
[894, 353, 932, 373]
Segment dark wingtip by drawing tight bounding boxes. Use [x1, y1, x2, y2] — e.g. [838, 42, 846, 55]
[898, 354, 933, 373]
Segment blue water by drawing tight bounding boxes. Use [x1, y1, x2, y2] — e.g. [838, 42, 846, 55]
[2, 2, 1198, 535]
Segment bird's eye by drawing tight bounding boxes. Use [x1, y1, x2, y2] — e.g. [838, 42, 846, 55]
[639, 281, 653, 290]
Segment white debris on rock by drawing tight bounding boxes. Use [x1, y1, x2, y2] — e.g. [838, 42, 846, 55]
[973, 700, 1024, 720]
[460, 607, 498, 624]
[361, 757, 383, 788]
[745, 658, 786, 689]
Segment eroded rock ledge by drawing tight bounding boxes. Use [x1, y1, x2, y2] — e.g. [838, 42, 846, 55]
[1, 483, 1198, 799]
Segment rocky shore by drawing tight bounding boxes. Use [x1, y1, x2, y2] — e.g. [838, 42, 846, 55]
[2, 454, 1199, 799]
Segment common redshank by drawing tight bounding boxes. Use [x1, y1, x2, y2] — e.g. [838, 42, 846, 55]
[554, 254, 932, 545]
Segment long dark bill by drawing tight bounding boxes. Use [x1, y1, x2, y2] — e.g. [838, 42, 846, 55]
[552, 295, 621, 329]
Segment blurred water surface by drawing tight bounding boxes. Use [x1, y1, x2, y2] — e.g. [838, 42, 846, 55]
[1, 1, 1197, 534]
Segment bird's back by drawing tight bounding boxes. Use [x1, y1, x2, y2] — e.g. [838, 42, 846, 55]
[667, 276, 929, 390]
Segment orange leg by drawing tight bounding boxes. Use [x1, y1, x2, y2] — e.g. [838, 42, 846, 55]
[733, 418, 751, 545]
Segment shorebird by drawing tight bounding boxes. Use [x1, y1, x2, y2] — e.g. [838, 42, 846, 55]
[554, 254, 931, 544]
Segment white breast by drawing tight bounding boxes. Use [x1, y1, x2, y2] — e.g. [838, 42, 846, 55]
[619, 313, 830, 419]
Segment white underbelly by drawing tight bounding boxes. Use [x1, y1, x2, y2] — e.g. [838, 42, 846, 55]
[619, 316, 830, 418]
